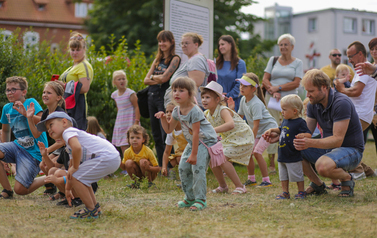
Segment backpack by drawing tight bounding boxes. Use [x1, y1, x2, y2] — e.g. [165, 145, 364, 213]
[206, 58, 218, 83]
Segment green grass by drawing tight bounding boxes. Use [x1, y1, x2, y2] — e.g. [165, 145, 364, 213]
[2, 142, 377, 237]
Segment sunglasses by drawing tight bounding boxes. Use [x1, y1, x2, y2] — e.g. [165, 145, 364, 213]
[331, 54, 341, 57]
[70, 35, 84, 41]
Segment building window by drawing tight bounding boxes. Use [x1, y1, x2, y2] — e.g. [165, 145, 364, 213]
[75, 2, 89, 18]
[1, 30, 12, 41]
[344, 17, 357, 33]
[308, 18, 317, 32]
[23, 31, 40, 50]
[38, 4, 45, 11]
[362, 19, 375, 35]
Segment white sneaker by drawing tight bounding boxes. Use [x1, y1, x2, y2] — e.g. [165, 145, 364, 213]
[372, 169, 377, 177]
[350, 172, 366, 180]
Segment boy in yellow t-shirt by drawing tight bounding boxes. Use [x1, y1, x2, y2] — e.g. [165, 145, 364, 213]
[120, 125, 160, 188]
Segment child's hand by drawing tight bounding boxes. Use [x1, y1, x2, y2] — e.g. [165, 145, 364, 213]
[227, 97, 235, 111]
[38, 141, 48, 157]
[264, 131, 280, 143]
[154, 111, 166, 119]
[44, 175, 57, 184]
[67, 166, 78, 180]
[161, 167, 168, 176]
[65, 188, 75, 207]
[26, 103, 35, 119]
[13, 101, 27, 117]
[186, 154, 197, 165]
[262, 129, 272, 139]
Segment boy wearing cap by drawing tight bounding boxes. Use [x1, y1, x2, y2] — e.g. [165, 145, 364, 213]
[0, 76, 48, 198]
[37, 111, 120, 219]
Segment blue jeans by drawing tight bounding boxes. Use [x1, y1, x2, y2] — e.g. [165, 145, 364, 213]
[301, 147, 362, 172]
[0, 142, 40, 188]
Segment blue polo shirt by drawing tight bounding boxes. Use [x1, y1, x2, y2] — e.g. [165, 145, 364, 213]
[306, 88, 364, 152]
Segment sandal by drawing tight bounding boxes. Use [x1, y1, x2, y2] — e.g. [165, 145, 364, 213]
[275, 192, 290, 200]
[189, 200, 207, 211]
[56, 198, 68, 206]
[177, 199, 195, 208]
[43, 183, 57, 195]
[0, 189, 13, 199]
[306, 182, 327, 196]
[326, 183, 341, 191]
[49, 191, 65, 201]
[70, 207, 98, 219]
[211, 186, 228, 194]
[294, 191, 307, 199]
[95, 202, 102, 215]
[126, 182, 140, 189]
[231, 186, 247, 195]
[338, 176, 355, 197]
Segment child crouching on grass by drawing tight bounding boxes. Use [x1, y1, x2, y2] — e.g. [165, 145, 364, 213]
[263, 95, 311, 199]
[120, 125, 160, 188]
[37, 111, 120, 219]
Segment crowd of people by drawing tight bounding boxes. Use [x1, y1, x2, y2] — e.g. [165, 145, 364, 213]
[1, 30, 377, 218]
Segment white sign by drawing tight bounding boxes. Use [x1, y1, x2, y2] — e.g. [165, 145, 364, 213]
[165, 0, 214, 63]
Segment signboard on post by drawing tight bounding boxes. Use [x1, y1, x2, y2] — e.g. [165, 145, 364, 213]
[164, 0, 214, 63]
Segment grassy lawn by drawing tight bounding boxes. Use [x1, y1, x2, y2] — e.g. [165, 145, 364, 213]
[1, 142, 377, 238]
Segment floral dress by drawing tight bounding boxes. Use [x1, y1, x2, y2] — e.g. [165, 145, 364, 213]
[204, 105, 254, 165]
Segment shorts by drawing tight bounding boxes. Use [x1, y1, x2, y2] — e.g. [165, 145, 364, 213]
[301, 147, 362, 171]
[73, 154, 121, 186]
[252, 137, 270, 155]
[278, 161, 304, 182]
[0, 142, 40, 188]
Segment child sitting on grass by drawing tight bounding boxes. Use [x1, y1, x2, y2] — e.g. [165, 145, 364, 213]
[263, 95, 311, 199]
[161, 102, 187, 180]
[120, 125, 160, 188]
[37, 111, 120, 219]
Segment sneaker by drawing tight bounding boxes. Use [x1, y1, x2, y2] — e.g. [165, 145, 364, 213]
[243, 180, 257, 187]
[371, 169, 377, 177]
[257, 181, 273, 187]
[350, 172, 366, 181]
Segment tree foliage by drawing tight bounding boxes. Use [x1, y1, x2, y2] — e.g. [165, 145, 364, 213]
[86, 0, 273, 58]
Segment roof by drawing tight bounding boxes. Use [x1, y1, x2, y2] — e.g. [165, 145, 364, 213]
[0, 0, 90, 25]
[293, 8, 377, 17]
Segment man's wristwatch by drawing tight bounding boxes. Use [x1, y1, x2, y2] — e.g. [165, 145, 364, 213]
[278, 86, 282, 92]
[150, 75, 154, 80]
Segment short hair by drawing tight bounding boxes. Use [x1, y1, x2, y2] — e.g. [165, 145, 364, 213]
[171, 77, 197, 99]
[348, 41, 367, 57]
[301, 69, 331, 90]
[329, 48, 341, 55]
[112, 70, 127, 87]
[69, 31, 86, 50]
[278, 33, 296, 46]
[280, 94, 304, 116]
[6, 76, 28, 90]
[368, 38, 377, 50]
[182, 32, 204, 47]
[127, 125, 149, 145]
[335, 64, 350, 77]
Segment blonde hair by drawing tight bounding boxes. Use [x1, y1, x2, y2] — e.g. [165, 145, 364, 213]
[127, 125, 149, 145]
[301, 69, 331, 90]
[87, 116, 106, 137]
[280, 94, 304, 116]
[171, 77, 197, 103]
[165, 102, 177, 111]
[182, 32, 204, 47]
[6, 76, 28, 90]
[112, 70, 127, 87]
[69, 31, 86, 50]
[44, 81, 66, 110]
[335, 64, 350, 77]
[243, 72, 266, 106]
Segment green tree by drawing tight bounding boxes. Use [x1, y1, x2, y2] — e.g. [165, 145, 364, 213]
[86, 0, 269, 57]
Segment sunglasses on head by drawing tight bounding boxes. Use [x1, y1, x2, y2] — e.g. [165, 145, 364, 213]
[70, 35, 84, 41]
[331, 54, 341, 57]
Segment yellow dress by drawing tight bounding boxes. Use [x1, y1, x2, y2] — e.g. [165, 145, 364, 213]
[204, 105, 254, 166]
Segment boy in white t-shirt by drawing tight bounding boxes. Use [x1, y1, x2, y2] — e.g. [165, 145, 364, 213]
[37, 111, 120, 219]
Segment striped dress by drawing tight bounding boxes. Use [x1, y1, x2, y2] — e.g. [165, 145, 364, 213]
[111, 88, 135, 147]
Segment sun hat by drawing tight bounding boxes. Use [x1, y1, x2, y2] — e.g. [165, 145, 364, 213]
[236, 75, 258, 87]
[199, 81, 224, 99]
[36, 111, 73, 132]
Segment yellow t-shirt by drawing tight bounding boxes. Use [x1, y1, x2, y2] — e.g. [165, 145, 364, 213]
[123, 144, 159, 166]
[60, 59, 93, 84]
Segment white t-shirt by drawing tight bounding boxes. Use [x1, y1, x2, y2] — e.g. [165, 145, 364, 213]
[350, 70, 377, 124]
[63, 127, 119, 162]
[165, 130, 183, 146]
